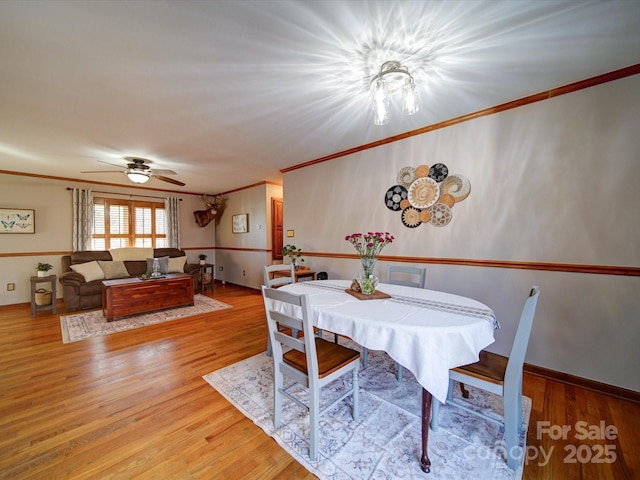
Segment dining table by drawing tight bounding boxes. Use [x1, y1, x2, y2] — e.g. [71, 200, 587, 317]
[276, 279, 498, 473]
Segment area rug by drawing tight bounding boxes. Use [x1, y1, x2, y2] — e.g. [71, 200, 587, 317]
[203, 336, 529, 480]
[60, 295, 232, 343]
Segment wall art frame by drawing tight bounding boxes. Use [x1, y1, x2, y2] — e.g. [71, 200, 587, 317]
[232, 213, 249, 233]
[0, 208, 35, 234]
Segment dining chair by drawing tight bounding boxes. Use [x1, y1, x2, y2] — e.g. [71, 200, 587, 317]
[361, 265, 427, 380]
[387, 265, 427, 288]
[262, 286, 360, 461]
[263, 264, 296, 356]
[430, 286, 541, 470]
[263, 263, 295, 289]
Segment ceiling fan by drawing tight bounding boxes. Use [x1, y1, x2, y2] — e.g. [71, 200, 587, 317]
[81, 157, 186, 186]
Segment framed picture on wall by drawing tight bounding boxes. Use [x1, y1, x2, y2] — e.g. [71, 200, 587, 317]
[0, 208, 35, 234]
[232, 213, 248, 233]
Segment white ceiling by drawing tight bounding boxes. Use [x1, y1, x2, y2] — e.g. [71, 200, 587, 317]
[1, 0, 639, 195]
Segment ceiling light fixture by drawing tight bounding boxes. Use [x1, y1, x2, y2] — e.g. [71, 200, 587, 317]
[127, 170, 150, 184]
[370, 60, 419, 125]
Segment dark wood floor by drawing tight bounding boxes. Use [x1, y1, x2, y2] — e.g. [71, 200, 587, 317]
[0, 283, 637, 479]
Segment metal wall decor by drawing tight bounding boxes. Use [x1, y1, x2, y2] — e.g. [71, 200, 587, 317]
[384, 164, 471, 228]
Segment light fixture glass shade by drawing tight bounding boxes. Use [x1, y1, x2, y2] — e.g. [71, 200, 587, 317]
[127, 171, 150, 184]
[401, 81, 419, 115]
[371, 77, 390, 126]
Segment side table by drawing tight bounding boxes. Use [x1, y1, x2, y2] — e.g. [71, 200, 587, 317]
[199, 263, 214, 292]
[30, 274, 57, 317]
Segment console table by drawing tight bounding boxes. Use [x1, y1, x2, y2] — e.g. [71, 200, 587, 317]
[273, 267, 316, 282]
[102, 273, 194, 321]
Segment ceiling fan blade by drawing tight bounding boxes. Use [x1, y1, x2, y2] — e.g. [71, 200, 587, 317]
[153, 175, 185, 186]
[98, 160, 126, 168]
[151, 169, 177, 175]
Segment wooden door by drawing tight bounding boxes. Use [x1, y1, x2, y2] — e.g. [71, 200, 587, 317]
[271, 197, 283, 261]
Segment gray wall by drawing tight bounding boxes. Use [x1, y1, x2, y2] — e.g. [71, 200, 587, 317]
[281, 75, 640, 392]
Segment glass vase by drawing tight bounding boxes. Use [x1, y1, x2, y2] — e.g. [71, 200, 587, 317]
[358, 256, 379, 295]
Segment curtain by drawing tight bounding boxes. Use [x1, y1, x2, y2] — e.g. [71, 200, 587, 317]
[164, 197, 180, 248]
[72, 188, 94, 251]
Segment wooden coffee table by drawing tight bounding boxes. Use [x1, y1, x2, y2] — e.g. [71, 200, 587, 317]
[102, 273, 194, 321]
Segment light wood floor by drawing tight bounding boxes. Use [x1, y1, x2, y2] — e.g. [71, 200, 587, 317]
[0, 283, 637, 479]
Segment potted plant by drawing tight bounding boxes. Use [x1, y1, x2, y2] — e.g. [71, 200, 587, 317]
[282, 245, 304, 270]
[36, 262, 54, 278]
[198, 254, 207, 265]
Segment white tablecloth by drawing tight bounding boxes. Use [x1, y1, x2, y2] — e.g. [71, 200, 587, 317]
[276, 280, 497, 403]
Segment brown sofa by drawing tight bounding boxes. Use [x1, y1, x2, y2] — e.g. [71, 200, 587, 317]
[59, 248, 200, 311]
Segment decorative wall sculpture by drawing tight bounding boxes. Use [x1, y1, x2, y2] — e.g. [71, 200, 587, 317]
[384, 164, 470, 228]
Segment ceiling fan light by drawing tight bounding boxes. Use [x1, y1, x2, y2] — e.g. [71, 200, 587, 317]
[127, 171, 150, 184]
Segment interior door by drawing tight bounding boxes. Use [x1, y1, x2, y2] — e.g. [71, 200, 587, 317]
[271, 197, 283, 261]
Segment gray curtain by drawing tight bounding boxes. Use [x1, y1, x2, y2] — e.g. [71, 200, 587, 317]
[164, 197, 180, 248]
[72, 188, 94, 251]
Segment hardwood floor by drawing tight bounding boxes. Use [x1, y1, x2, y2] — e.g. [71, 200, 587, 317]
[1, 283, 637, 479]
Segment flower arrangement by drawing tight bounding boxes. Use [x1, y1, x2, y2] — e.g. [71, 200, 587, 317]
[198, 254, 207, 265]
[344, 232, 394, 258]
[345, 232, 394, 294]
[282, 244, 304, 269]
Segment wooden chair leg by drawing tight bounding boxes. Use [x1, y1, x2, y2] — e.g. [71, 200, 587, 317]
[459, 382, 470, 398]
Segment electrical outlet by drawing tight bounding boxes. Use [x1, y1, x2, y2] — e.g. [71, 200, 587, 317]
[219, 266, 223, 271]
[242, 270, 246, 276]
[7, 283, 15, 291]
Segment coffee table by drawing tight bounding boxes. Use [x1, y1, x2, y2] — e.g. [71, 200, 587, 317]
[102, 273, 194, 321]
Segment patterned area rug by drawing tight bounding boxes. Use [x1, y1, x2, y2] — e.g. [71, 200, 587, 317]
[203, 336, 529, 480]
[60, 295, 232, 343]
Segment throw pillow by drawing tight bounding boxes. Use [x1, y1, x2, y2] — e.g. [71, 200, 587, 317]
[70, 260, 105, 282]
[98, 260, 130, 280]
[167, 256, 187, 273]
[145, 256, 169, 276]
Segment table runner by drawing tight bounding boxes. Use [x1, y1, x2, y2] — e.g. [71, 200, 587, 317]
[302, 281, 499, 329]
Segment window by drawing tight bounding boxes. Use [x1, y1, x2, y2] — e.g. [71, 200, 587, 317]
[92, 198, 167, 250]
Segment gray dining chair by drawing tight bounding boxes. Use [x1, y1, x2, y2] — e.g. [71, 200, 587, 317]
[262, 286, 360, 461]
[387, 265, 427, 288]
[263, 264, 297, 356]
[263, 263, 295, 289]
[361, 265, 427, 380]
[431, 286, 541, 470]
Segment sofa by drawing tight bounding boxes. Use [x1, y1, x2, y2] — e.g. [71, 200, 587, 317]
[59, 248, 201, 311]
